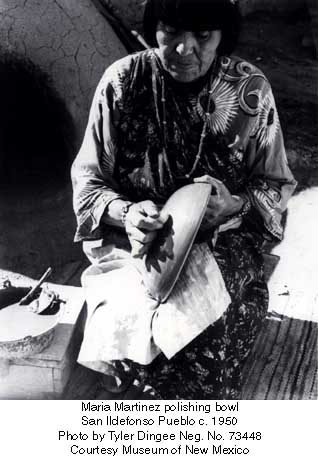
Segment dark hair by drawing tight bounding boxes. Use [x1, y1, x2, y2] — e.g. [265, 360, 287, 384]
[143, 0, 241, 55]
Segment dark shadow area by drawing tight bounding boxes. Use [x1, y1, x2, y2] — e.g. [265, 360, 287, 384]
[0, 53, 75, 192]
[145, 215, 175, 273]
[91, 0, 142, 52]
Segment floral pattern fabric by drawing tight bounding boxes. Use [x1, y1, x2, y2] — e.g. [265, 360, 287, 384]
[71, 50, 297, 399]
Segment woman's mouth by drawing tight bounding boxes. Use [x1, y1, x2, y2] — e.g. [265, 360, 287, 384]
[172, 61, 198, 71]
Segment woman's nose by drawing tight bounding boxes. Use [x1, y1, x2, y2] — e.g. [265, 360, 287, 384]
[175, 32, 197, 56]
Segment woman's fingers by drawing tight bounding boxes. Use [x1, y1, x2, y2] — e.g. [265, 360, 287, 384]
[193, 175, 223, 197]
[140, 200, 169, 225]
[130, 240, 149, 258]
[127, 226, 158, 258]
[124, 200, 170, 258]
[128, 212, 160, 230]
[207, 195, 222, 211]
[139, 200, 161, 218]
[193, 175, 214, 184]
[128, 201, 169, 230]
[129, 233, 157, 258]
[126, 226, 157, 244]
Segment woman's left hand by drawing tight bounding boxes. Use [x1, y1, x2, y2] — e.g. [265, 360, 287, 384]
[193, 175, 243, 229]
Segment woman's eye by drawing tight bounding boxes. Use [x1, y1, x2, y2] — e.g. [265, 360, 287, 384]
[196, 31, 210, 40]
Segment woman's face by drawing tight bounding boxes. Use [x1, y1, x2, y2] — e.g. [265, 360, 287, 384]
[155, 22, 222, 83]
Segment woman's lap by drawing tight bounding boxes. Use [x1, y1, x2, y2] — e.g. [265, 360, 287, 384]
[133, 228, 268, 399]
[81, 227, 268, 399]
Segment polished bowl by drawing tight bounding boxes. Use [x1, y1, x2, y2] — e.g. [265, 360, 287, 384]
[136, 182, 212, 302]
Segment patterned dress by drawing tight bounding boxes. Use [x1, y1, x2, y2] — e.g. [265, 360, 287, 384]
[72, 49, 296, 399]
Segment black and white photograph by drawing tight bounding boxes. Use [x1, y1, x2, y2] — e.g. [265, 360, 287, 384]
[0, 0, 317, 408]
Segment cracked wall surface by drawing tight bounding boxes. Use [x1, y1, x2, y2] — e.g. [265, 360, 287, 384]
[0, 0, 127, 150]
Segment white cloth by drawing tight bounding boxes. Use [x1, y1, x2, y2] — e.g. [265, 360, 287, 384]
[152, 243, 231, 359]
[78, 257, 160, 367]
[78, 242, 231, 369]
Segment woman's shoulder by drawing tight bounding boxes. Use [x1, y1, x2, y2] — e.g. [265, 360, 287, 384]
[99, 50, 155, 92]
[219, 55, 271, 87]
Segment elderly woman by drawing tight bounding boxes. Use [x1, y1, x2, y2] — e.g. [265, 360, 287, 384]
[72, 0, 296, 399]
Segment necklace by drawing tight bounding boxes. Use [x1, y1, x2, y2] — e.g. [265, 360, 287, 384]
[158, 58, 218, 183]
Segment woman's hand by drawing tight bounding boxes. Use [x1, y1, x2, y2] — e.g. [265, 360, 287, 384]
[193, 175, 244, 230]
[125, 200, 169, 257]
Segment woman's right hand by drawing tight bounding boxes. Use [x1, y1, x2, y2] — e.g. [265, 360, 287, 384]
[125, 200, 169, 258]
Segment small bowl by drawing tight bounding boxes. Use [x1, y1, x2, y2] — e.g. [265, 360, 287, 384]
[0, 286, 63, 359]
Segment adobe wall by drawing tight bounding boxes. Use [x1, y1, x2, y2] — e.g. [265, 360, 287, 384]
[0, 0, 126, 151]
[0, 0, 127, 274]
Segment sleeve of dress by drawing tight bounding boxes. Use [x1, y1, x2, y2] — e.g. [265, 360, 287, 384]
[71, 68, 127, 242]
[244, 81, 297, 241]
